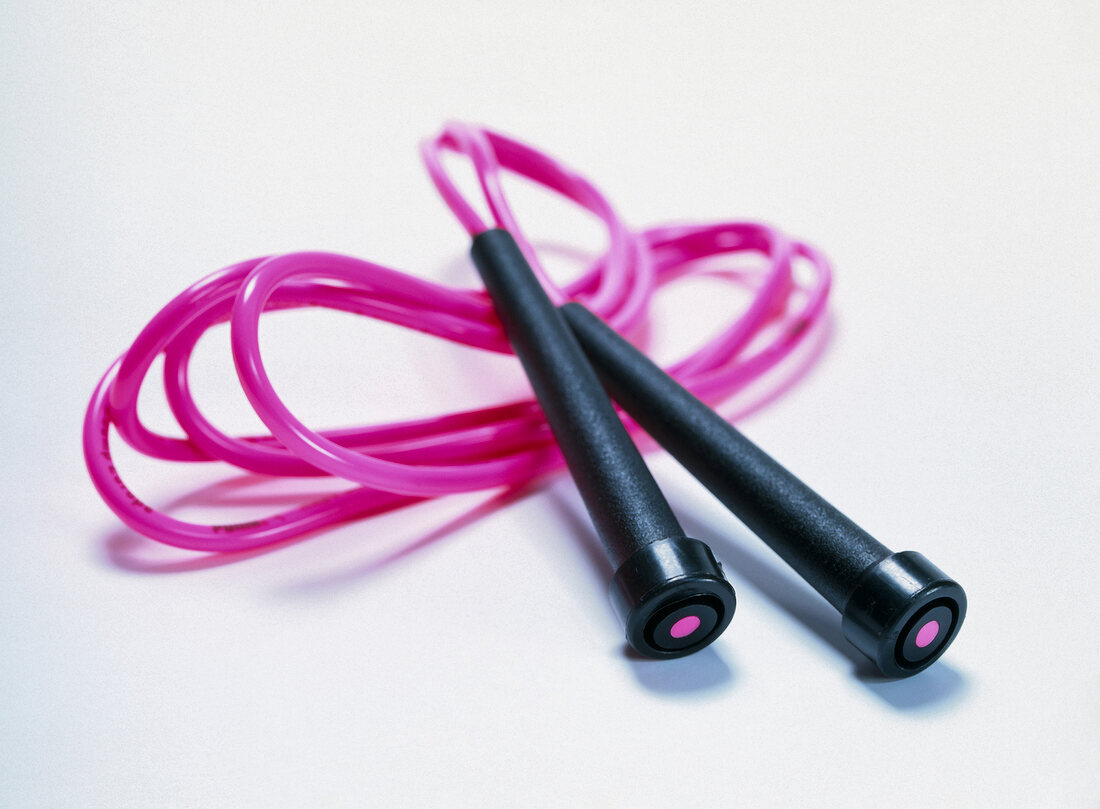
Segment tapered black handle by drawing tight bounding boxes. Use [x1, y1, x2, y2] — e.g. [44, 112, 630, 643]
[470, 230, 734, 658]
[562, 302, 965, 677]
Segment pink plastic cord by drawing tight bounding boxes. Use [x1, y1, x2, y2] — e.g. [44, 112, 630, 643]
[83, 122, 833, 553]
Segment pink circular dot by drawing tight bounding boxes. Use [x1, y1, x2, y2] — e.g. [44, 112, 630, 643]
[915, 619, 940, 648]
[669, 615, 701, 639]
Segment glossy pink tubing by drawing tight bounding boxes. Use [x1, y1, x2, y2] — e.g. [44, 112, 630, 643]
[83, 122, 833, 552]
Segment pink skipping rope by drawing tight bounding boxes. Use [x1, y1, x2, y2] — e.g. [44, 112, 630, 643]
[82, 122, 833, 553]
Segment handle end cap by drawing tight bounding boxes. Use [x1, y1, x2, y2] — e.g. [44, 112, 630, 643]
[611, 537, 736, 659]
[842, 551, 966, 678]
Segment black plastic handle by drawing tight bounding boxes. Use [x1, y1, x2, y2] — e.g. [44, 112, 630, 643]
[561, 302, 965, 677]
[470, 230, 735, 658]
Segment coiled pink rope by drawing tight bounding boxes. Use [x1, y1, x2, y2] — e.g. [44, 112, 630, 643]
[83, 122, 832, 552]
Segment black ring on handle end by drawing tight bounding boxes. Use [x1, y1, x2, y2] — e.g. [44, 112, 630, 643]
[841, 551, 967, 678]
[611, 537, 736, 659]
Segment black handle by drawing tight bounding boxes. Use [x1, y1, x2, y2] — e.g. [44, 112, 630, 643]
[470, 230, 735, 658]
[561, 302, 965, 677]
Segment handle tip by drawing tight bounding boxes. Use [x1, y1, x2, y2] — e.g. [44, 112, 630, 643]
[841, 551, 967, 678]
[611, 537, 736, 659]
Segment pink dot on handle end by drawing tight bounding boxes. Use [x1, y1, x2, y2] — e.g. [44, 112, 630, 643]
[915, 619, 940, 648]
[669, 615, 701, 639]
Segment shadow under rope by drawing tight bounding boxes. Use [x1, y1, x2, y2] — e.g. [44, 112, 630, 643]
[99, 474, 345, 575]
[98, 473, 532, 580]
[280, 484, 535, 594]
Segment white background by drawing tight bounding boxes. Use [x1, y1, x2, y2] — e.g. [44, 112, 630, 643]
[2, 2, 1098, 807]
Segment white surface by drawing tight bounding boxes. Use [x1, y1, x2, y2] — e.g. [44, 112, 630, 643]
[2, 2, 1098, 807]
